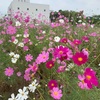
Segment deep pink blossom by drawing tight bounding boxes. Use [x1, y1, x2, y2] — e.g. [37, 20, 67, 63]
[46, 60, 54, 69]
[53, 46, 73, 60]
[73, 39, 82, 45]
[60, 38, 67, 43]
[84, 68, 99, 89]
[72, 52, 88, 66]
[48, 80, 58, 90]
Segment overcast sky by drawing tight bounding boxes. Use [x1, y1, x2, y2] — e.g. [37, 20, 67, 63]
[0, 0, 100, 16]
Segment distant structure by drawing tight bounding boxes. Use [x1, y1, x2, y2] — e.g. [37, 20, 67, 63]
[8, 0, 50, 22]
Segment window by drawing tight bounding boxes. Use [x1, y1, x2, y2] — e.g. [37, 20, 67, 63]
[18, 7, 20, 10]
[44, 9, 46, 12]
[36, 9, 38, 11]
[27, 8, 29, 10]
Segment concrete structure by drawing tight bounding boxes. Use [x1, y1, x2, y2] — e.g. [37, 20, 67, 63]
[8, 0, 50, 22]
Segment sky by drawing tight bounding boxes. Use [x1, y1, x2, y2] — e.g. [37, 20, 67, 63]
[0, 0, 100, 16]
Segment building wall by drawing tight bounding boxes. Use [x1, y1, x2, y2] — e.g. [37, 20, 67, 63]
[8, 0, 50, 22]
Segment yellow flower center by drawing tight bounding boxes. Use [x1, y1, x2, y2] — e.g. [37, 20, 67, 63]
[49, 64, 52, 67]
[51, 83, 54, 86]
[59, 51, 63, 54]
[86, 75, 91, 80]
[8, 70, 11, 73]
[78, 57, 83, 61]
[75, 41, 78, 44]
[54, 92, 58, 96]
[42, 56, 46, 59]
[82, 80, 84, 84]
[21, 92, 24, 96]
[64, 40, 66, 43]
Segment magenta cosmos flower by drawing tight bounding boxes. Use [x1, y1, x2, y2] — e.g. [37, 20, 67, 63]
[84, 67, 99, 89]
[60, 38, 68, 44]
[46, 60, 54, 69]
[4, 67, 14, 77]
[72, 52, 88, 66]
[48, 80, 58, 90]
[28, 62, 38, 73]
[50, 87, 63, 100]
[73, 39, 82, 45]
[25, 54, 33, 62]
[53, 46, 73, 60]
[82, 36, 89, 42]
[7, 25, 16, 35]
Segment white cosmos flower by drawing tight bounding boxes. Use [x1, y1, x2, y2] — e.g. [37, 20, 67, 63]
[23, 34, 29, 38]
[54, 36, 60, 42]
[16, 87, 29, 100]
[18, 42, 24, 47]
[42, 31, 46, 34]
[8, 93, 17, 100]
[28, 79, 38, 93]
[9, 52, 15, 57]
[16, 34, 22, 37]
[82, 22, 86, 26]
[59, 19, 64, 24]
[13, 39, 18, 44]
[67, 63, 74, 69]
[11, 58, 17, 63]
[91, 25, 94, 28]
[78, 20, 82, 23]
[16, 21, 21, 26]
[14, 54, 20, 59]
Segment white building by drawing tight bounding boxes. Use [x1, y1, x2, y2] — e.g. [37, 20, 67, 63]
[8, 0, 50, 22]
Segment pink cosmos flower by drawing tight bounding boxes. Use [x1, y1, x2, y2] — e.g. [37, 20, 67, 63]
[4, 67, 14, 77]
[84, 68, 99, 89]
[25, 54, 33, 62]
[11, 36, 16, 42]
[24, 72, 31, 81]
[23, 46, 29, 51]
[89, 32, 97, 37]
[48, 80, 58, 90]
[82, 36, 89, 42]
[23, 38, 29, 44]
[78, 74, 89, 89]
[82, 48, 89, 57]
[50, 87, 63, 100]
[0, 40, 3, 44]
[72, 52, 88, 66]
[36, 51, 49, 64]
[57, 66, 66, 73]
[17, 72, 22, 77]
[28, 62, 38, 73]
[7, 25, 16, 35]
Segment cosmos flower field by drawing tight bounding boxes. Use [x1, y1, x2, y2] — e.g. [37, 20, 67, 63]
[0, 12, 100, 100]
